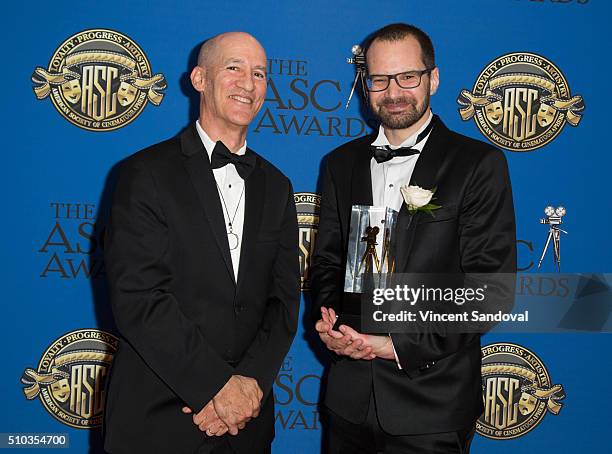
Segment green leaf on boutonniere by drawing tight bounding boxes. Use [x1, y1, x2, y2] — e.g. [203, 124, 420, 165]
[410, 203, 442, 216]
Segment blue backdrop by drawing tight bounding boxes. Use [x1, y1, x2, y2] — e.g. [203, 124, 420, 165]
[2, 0, 609, 452]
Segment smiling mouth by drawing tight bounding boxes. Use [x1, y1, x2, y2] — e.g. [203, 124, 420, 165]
[383, 103, 411, 114]
[380, 98, 413, 112]
[229, 95, 253, 104]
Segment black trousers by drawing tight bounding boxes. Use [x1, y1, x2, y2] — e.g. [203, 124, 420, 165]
[326, 393, 475, 454]
[195, 436, 271, 454]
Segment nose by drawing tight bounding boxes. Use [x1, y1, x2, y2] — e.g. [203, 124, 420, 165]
[386, 77, 403, 97]
[237, 71, 255, 92]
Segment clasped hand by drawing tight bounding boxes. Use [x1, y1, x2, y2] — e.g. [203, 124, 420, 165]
[315, 307, 395, 360]
[182, 374, 262, 437]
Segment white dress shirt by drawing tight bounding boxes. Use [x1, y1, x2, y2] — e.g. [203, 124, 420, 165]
[370, 110, 434, 211]
[195, 121, 246, 281]
[369, 111, 434, 368]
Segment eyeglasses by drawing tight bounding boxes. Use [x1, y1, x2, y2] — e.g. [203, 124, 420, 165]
[365, 68, 435, 92]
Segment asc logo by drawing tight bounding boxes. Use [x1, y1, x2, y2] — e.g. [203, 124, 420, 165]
[457, 52, 584, 151]
[32, 29, 166, 131]
[478, 343, 565, 439]
[21, 329, 118, 428]
[295, 192, 320, 291]
[274, 356, 321, 430]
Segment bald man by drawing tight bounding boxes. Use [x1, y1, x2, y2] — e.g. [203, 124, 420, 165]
[104, 32, 300, 454]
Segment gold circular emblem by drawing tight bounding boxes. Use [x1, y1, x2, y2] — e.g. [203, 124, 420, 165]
[295, 192, 320, 291]
[477, 342, 565, 440]
[457, 52, 584, 151]
[32, 29, 166, 131]
[21, 329, 119, 429]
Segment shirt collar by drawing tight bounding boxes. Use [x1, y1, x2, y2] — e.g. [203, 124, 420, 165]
[195, 120, 247, 160]
[371, 110, 434, 150]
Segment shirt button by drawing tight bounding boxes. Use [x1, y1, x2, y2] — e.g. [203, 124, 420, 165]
[389, 184, 394, 188]
[228, 184, 232, 188]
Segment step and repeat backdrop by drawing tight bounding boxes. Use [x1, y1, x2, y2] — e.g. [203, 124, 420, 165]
[2, 0, 610, 452]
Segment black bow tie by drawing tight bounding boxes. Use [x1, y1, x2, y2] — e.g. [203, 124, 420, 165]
[370, 145, 420, 163]
[370, 115, 437, 164]
[210, 141, 256, 180]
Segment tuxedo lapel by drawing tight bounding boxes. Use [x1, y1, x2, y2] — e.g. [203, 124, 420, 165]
[395, 120, 451, 272]
[351, 137, 375, 206]
[236, 151, 265, 291]
[408, 127, 447, 190]
[180, 125, 236, 283]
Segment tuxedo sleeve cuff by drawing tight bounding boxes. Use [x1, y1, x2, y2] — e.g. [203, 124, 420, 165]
[390, 334, 403, 370]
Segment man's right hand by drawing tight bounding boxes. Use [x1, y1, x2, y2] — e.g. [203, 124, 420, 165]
[212, 375, 263, 435]
[315, 307, 375, 360]
[183, 401, 228, 436]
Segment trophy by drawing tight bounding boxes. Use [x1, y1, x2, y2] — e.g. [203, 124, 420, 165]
[537, 205, 568, 272]
[344, 205, 398, 293]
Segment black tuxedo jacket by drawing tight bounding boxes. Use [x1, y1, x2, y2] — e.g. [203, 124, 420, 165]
[104, 124, 300, 454]
[311, 118, 516, 435]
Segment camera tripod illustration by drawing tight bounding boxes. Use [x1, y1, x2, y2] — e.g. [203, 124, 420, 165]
[537, 205, 568, 272]
[357, 225, 395, 276]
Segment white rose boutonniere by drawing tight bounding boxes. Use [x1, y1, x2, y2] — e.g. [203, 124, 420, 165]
[400, 184, 441, 216]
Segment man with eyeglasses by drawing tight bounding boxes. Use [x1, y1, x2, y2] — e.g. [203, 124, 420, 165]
[311, 23, 516, 453]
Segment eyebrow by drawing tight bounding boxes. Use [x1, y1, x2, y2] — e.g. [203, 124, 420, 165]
[223, 58, 245, 65]
[223, 58, 267, 72]
[368, 69, 425, 76]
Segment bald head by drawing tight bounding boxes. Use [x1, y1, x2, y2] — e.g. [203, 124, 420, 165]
[197, 32, 265, 68]
[190, 31, 268, 140]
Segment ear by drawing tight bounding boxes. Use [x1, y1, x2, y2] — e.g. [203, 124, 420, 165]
[429, 67, 439, 96]
[190, 66, 206, 93]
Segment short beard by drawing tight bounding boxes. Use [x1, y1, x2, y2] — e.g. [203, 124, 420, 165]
[372, 92, 430, 130]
